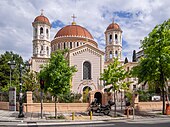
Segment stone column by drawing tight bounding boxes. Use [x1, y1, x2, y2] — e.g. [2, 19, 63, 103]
[26, 91, 33, 112]
[26, 91, 33, 103]
[132, 92, 139, 109]
[103, 93, 108, 105]
[89, 91, 94, 103]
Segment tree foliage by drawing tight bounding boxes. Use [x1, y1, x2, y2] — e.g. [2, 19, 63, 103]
[58, 92, 82, 103]
[124, 57, 128, 64]
[132, 50, 137, 62]
[100, 58, 129, 116]
[0, 51, 24, 92]
[22, 71, 39, 92]
[131, 19, 170, 114]
[39, 49, 77, 118]
[39, 49, 77, 97]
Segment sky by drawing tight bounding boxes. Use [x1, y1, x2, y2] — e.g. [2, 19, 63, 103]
[0, 0, 170, 61]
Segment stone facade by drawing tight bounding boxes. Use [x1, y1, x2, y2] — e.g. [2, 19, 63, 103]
[105, 22, 122, 62]
[69, 44, 104, 94]
[31, 12, 51, 72]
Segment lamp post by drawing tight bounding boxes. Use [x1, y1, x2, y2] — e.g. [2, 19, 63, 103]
[18, 62, 30, 118]
[8, 60, 16, 86]
[8, 60, 16, 111]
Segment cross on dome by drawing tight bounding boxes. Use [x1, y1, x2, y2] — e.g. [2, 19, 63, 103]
[71, 14, 77, 25]
[112, 17, 114, 23]
[41, 9, 44, 15]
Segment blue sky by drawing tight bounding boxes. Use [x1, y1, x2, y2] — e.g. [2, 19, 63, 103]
[0, 0, 169, 61]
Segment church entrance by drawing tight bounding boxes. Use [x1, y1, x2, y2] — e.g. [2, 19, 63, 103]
[94, 92, 102, 104]
[83, 86, 92, 102]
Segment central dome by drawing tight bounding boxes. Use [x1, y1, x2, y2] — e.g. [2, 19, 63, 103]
[54, 24, 94, 39]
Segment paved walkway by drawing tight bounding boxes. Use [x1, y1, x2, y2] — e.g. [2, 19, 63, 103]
[0, 109, 170, 123]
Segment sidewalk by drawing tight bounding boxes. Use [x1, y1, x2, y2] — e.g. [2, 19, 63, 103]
[0, 110, 126, 123]
[0, 109, 170, 123]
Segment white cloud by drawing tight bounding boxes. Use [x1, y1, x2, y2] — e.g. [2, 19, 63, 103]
[0, 0, 169, 61]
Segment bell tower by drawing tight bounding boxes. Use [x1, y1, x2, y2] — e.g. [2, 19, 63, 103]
[31, 10, 51, 72]
[105, 21, 122, 62]
[32, 10, 51, 58]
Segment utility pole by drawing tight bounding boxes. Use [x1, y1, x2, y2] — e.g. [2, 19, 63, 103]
[40, 79, 44, 119]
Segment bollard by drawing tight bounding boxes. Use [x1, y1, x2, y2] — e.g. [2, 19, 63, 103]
[132, 107, 135, 120]
[90, 111, 92, 120]
[127, 107, 129, 119]
[72, 112, 75, 120]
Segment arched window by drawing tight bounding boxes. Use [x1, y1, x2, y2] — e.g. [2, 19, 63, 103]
[115, 34, 118, 44]
[109, 34, 112, 43]
[83, 61, 91, 80]
[36, 47, 38, 54]
[40, 45, 43, 54]
[77, 42, 79, 47]
[46, 29, 48, 34]
[64, 42, 66, 49]
[70, 42, 72, 49]
[46, 29, 49, 38]
[58, 43, 60, 49]
[41, 45, 43, 50]
[34, 28, 37, 34]
[115, 50, 118, 57]
[109, 51, 112, 59]
[47, 47, 49, 56]
[115, 34, 118, 40]
[40, 27, 43, 34]
[74, 42, 76, 48]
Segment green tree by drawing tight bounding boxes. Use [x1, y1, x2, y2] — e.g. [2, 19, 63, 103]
[100, 58, 129, 116]
[83, 87, 91, 103]
[124, 57, 128, 64]
[39, 49, 77, 118]
[132, 19, 170, 114]
[0, 51, 24, 93]
[132, 50, 137, 62]
[22, 71, 39, 92]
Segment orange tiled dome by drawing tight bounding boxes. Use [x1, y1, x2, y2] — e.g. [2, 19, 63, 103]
[106, 22, 121, 31]
[55, 24, 93, 39]
[34, 15, 50, 26]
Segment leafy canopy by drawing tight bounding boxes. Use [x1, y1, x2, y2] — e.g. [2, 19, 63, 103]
[100, 58, 129, 91]
[131, 19, 170, 114]
[39, 49, 77, 97]
[0, 51, 24, 92]
[132, 19, 170, 89]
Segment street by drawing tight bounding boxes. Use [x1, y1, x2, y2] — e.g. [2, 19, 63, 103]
[1, 118, 170, 127]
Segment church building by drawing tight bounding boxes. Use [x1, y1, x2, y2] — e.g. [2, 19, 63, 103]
[30, 12, 123, 95]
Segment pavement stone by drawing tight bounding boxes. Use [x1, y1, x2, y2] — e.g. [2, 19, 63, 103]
[0, 109, 170, 123]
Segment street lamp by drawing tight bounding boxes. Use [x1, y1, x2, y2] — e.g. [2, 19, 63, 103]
[8, 60, 16, 86]
[18, 61, 31, 118]
[8, 60, 16, 111]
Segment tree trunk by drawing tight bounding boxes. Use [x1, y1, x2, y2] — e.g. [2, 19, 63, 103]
[160, 64, 165, 115]
[114, 89, 116, 117]
[160, 60, 165, 115]
[55, 96, 57, 118]
[162, 88, 165, 115]
[121, 90, 122, 111]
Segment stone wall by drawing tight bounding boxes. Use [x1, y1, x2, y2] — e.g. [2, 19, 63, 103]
[135, 102, 167, 111]
[0, 102, 9, 110]
[0, 91, 167, 112]
[24, 103, 89, 113]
